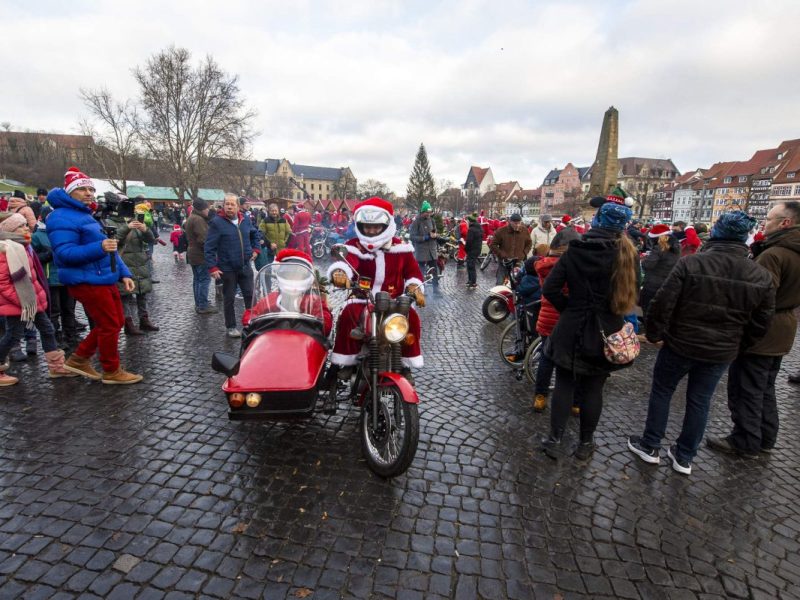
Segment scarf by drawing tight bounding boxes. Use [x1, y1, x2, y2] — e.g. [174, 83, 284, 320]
[0, 238, 37, 327]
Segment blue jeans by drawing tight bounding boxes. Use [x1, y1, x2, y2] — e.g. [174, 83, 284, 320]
[641, 345, 729, 462]
[191, 264, 211, 309]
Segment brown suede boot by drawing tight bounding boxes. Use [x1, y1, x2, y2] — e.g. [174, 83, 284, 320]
[63, 354, 102, 380]
[45, 349, 80, 378]
[124, 317, 144, 335]
[101, 368, 143, 385]
[139, 315, 159, 331]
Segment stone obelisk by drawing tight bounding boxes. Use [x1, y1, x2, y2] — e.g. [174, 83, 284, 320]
[588, 106, 619, 198]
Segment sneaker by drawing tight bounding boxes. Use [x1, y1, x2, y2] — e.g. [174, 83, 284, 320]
[0, 358, 8, 372]
[101, 368, 143, 385]
[196, 306, 219, 314]
[573, 441, 595, 461]
[227, 328, 242, 338]
[706, 436, 759, 460]
[0, 373, 18, 386]
[666, 445, 691, 475]
[627, 435, 660, 464]
[63, 354, 102, 380]
[533, 394, 547, 412]
[9, 348, 27, 362]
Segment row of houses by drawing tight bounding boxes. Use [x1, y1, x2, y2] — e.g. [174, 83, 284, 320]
[458, 157, 680, 220]
[651, 139, 800, 224]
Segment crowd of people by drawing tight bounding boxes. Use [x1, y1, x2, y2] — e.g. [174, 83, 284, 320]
[1, 168, 798, 479]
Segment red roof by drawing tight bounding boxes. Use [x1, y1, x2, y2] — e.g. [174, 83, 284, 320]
[773, 147, 800, 184]
[470, 166, 489, 185]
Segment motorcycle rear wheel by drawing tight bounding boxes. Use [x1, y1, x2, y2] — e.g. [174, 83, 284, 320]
[361, 384, 419, 478]
[482, 296, 509, 323]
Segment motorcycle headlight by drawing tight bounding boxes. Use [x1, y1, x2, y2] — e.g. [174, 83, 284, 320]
[383, 313, 409, 343]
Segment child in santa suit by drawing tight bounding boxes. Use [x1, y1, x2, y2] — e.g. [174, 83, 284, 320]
[327, 197, 425, 375]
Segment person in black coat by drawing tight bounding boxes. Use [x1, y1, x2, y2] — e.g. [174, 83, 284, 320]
[541, 202, 641, 461]
[464, 215, 483, 289]
[638, 224, 681, 319]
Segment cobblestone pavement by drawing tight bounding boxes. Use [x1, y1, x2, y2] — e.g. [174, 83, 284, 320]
[1, 250, 799, 600]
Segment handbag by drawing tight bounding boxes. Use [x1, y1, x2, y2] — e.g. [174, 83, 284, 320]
[576, 258, 640, 365]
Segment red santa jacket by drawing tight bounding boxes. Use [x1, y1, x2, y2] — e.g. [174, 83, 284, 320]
[292, 210, 311, 234]
[326, 237, 424, 297]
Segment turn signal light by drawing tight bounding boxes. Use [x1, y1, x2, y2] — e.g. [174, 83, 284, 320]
[404, 333, 416, 346]
[229, 392, 245, 408]
[246, 393, 262, 407]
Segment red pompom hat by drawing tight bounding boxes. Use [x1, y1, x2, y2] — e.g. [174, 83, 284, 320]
[562, 214, 572, 224]
[276, 248, 313, 267]
[64, 166, 94, 195]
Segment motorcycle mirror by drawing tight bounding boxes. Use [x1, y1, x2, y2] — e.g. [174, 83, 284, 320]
[211, 351, 240, 377]
[331, 244, 348, 260]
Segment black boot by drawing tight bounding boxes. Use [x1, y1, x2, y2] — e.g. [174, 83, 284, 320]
[541, 428, 564, 460]
[139, 314, 160, 331]
[574, 432, 596, 461]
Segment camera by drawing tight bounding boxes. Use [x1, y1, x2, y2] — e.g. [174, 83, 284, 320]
[98, 191, 134, 220]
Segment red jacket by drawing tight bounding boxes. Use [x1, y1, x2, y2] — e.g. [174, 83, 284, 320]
[0, 244, 49, 316]
[534, 256, 564, 337]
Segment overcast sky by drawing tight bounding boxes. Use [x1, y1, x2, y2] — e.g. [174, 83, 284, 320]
[3, 0, 800, 194]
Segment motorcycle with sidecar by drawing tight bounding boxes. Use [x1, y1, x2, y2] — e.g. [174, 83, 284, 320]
[211, 256, 420, 477]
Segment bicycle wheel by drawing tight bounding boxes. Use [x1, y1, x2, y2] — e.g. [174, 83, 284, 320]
[524, 337, 543, 385]
[499, 320, 524, 366]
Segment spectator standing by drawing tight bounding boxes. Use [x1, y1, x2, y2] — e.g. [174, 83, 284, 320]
[489, 213, 531, 284]
[8, 190, 37, 230]
[541, 202, 640, 461]
[204, 193, 260, 337]
[638, 224, 681, 320]
[707, 202, 800, 457]
[258, 203, 292, 259]
[47, 168, 142, 384]
[31, 188, 47, 220]
[627, 211, 774, 475]
[530, 214, 556, 248]
[185, 199, 217, 314]
[115, 205, 159, 335]
[0, 214, 77, 381]
[409, 201, 440, 287]
[464, 214, 483, 289]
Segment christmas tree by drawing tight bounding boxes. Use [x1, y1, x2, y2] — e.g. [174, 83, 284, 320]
[406, 143, 436, 211]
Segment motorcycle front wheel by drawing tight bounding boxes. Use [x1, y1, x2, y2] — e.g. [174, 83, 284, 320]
[482, 296, 509, 323]
[312, 242, 326, 259]
[361, 384, 419, 478]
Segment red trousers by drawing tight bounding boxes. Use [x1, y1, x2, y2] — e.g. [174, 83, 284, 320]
[292, 232, 311, 256]
[331, 302, 423, 368]
[68, 284, 125, 372]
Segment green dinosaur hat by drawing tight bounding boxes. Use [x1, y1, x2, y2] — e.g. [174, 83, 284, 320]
[420, 200, 432, 213]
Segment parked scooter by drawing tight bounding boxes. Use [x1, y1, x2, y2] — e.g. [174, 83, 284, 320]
[481, 258, 519, 323]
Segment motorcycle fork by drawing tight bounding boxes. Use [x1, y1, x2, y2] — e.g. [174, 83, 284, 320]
[370, 312, 379, 431]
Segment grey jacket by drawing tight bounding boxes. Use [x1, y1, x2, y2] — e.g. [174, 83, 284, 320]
[409, 215, 438, 262]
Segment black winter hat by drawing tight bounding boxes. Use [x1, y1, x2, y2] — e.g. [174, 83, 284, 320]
[12, 190, 26, 200]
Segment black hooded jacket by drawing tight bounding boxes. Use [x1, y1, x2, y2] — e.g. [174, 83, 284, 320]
[543, 228, 638, 376]
[645, 239, 775, 362]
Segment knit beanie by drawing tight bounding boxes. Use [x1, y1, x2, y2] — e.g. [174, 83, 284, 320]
[420, 200, 432, 213]
[710, 211, 756, 242]
[64, 166, 94, 194]
[0, 213, 27, 232]
[591, 202, 632, 232]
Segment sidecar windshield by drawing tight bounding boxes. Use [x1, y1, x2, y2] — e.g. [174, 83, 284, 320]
[250, 262, 325, 323]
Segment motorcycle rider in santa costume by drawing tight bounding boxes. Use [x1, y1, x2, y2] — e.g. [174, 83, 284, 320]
[327, 197, 426, 380]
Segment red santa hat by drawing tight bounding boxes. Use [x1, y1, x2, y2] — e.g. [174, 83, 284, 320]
[354, 197, 394, 217]
[64, 166, 94, 195]
[562, 214, 572, 224]
[648, 223, 671, 238]
[172, 223, 182, 230]
[275, 248, 313, 267]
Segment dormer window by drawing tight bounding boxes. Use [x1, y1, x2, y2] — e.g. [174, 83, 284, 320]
[723, 176, 732, 184]
[788, 172, 796, 179]
[738, 176, 747, 183]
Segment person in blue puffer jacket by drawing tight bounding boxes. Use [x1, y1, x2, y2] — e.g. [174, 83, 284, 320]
[46, 167, 142, 384]
[204, 193, 260, 337]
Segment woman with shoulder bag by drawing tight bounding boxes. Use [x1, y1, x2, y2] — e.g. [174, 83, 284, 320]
[541, 200, 640, 461]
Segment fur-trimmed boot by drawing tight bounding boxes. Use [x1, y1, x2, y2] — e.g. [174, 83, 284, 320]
[45, 349, 80, 378]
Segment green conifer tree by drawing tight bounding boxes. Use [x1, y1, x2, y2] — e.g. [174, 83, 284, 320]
[406, 143, 436, 211]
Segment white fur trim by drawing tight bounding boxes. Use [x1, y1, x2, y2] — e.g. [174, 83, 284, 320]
[401, 355, 424, 368]
[326, 260, 353, 281]
[330, 352, 359, 366]
[404, 277, 423, 294]
[373, 250, 386, 295]
[342, 244, 375, 261]
[386, 242, 414, 254]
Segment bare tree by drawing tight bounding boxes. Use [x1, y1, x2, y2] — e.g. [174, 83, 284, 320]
[79, 88, 139, 194]
[357, 178, 392, 199]
[332, 170, 357, 200]
[133, 46, 257, 202]
[1, 122, 10, 132]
